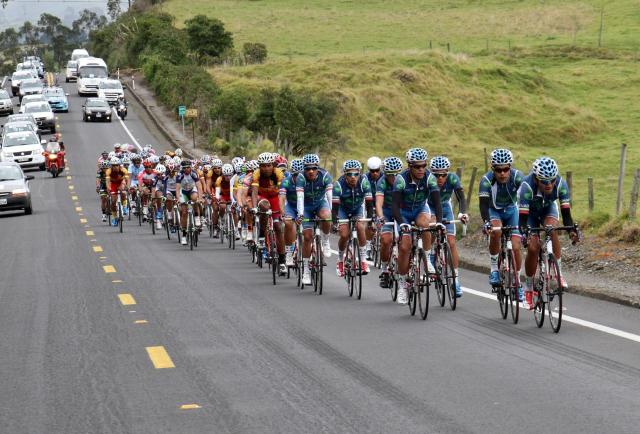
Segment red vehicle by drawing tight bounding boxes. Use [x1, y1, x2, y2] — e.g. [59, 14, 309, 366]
[43, 137, 65, 178]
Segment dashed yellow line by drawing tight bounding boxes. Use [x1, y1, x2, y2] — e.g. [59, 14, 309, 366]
[146, 346, 175, 369]
[71, 195, 78, 200]
[134, 320, 148, 324]
[117, 293, 136, 306]
[66, 176, 72, 180]
[103, 265, 116, 273]
[76, 207, 83, 212]
[92, 245, 103, 252]
[112, 279, 123, 283]
[85, 230, 94, 236]
[68, 185, 74, 190]
[180, 404, 201, 410]
[80, 218, 87, 223]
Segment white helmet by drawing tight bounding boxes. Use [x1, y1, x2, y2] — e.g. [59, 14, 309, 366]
[211, 158, 223, 168]
[155, 164, 166, 174]
[110, 157, 121, 165]
[222, 163, 234, 176]
[257, 152, 275, 164]
[367, 156, 382, 171]
[108, 151, 116, 158]
[149, 155, 160, 165]
[175, 148, 183, 157]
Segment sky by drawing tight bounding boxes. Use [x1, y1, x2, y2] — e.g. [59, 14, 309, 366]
[0, 0, 130, 30]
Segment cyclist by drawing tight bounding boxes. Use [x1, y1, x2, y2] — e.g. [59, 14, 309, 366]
[241, 160, 259, 242]
[251, 152, 286, 275]
[96, 159, 110, 222]
[138, 159, 159, 221]
[128, 154, 143, 215]
[332, 159, 373, 277]
[428, 155, 468, 298]
[97, 151, 109, 170]
[519, 157, 579, 306]
[392, 148, 442, 305]
[207, 158, 224, 237]
[280, 159, 304, 267]
[113, 143, 123, 158]
[364, 156, 383, 260]
[295, 154, 333, 285]
[152, 164, 167, 229]
[478, 148, 524, 299]
[176, 159, 202, 245]
[216, 163, 240, 239]
[375, 156, 403, 288]
[162, 161, 179, 231]
[275, 155, 289, 177]
[105, 157, 130, 226]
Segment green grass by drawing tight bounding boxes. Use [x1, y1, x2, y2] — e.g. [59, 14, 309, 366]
[160, 0, 640, 220]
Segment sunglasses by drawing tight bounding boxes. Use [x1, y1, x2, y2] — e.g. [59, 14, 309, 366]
[434, 173, 448, 178]
[539, 178, 556, 185]
[259, 163, 273, 167]
[493, 166, 510, 174]
[304, 166, 319, 171]
[345, 172, 360, 177]
[410, 164, 427, 169]
[369, 169, 381, 173]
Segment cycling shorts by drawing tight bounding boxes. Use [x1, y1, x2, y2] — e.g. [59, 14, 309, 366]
[527, 202, 559, 228]
[283, 203, 298, 219]
[109, 182, 125, 194]
[488, 205, 519, 235]
[302, 199, 330, 229]
[381, 207, 395, 233]
[257, 195, 281, 217]
[337, 206, 364, 222]
[442, 201, 456, 236]
[399, 203, 431, 225]
[180, 189, 197, 203]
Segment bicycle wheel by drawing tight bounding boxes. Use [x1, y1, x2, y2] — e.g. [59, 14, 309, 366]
[271, 237, 278, 286]
[127, 193, 132, 221]
[496, 253, 508, 319]
[137, 196, 142, 226]
[315, 236, 323, 295]
[164, 209, 171, 240]
[227, 214, 233, 249]
[408, 271, 417, 317]
[417, 250, 429, 320]
[533, 256, 545, 328]
[118, 203, 123, 233]
[353, 241, 363, 300]
[230, 215, 236, 250]
[547, 256, 563, 333]
[150, 204, 156, 235]
[345, 241, 355, 297]
[390, 254, 398, 301]
[443, 243, 457, 311]
[507, 250, 519, 324]
[434, 246, 445, 307]
[373, 232, 381, 269]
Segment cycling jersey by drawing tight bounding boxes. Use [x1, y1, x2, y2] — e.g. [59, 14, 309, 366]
[128, 163, 144, 185]
[105, 167, 129, 184]
[295, 169, 333, 209]
[333, 175, 372, 217]
[138, 170, 158, 188]
[163, 173, 177, 195]
[252, 168, 285, 198]
[215, 176, 232, 201]
[393, 169, 438, 211]
[478, 169, 524, 210]
[96, 169, 107, 190]
[365, 171, 382, 195]
[518, 174, 570, 216]
[375, 176, 394, 210]
[279, 173, 298, 206]
[429, 172, 462, 205]
[176, 171, 199, 192]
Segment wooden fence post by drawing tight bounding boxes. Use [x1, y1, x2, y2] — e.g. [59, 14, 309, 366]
[588, 177, 594, 212]
[629, 169, 640, 219]
[616, 143, 628, 215]
[454, 167, 464, 215]
[566, 171, 573, 206]
[483, 148, 488, 173]
[467, 166, 478, 212]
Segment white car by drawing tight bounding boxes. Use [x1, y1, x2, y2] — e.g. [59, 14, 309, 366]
[0, 131, 46, 170]
[10, 70, 37, 96]
[19, 94, 47, 112]
[97, 79, 124, 105]
[71, 48, 90, 61]
[0, 89, 13, 116]
[21, 101, 56, 133]
[65, 60, 78, 82]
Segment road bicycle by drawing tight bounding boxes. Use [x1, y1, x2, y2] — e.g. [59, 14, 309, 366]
[488, 225, 521, 323]
[224, 202, 236, 250]
[255, 209, 279, 285]
[432, 220, 464, 312]
[337, 217, 371, 300]
[403, 225, 432, 320]
[184, 200, 199, 250]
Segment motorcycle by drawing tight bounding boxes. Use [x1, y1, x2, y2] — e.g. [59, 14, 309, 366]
[117, 101, 127, 120]
[43, 141, 65, 178]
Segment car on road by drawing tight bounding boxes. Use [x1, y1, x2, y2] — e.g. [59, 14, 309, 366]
[82, 98, 112, 122]
[77, 57, 108, 96]
[0, 161, 34, 215]
[65, 60, 78, 82]
[10, 70, 37, 96]
[21, 101, 56, 133]
[43, 87, 69, 112]
[97, 79, 124, 105]
[19, 94, 47, 111]
[1, 121, 40, 139]
[0, 131, 46, 170]
[0, 89, 13, 116]
[18, 78, 44, 102]
[6, 113, 37, 125]
[71, 48, 90, 61]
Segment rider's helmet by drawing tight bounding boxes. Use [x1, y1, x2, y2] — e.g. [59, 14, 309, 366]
[367, 156, 382, 171]
[110, 157, 121, 166]
[99, 160, 111, 169]
[113, 143, 121, 150]
[343, 159, 362, 172]
[131, 153, 141, 163]
[108, 151, 116, 159]
[121, 155, 131, 166]
[126, 143, 136, 153]
[155, 164, 166, 175]
[143, 159, 153, 169]
[203, 164, 212, 172]
[149, 155, 160, 165]
[201, 154, 211, 164]
[275, 155, 288, 169]
[405, 147, 428, 163]
[302, 154, 320, 167]
[180, 160, 191, 169]
[248, 160, 259, 171]
[290, 159, 304, 174]
[429, 155, 451, 171]
[172, 156, 181, 165]
[490, 148, 513, 167]
[166, 162, 176, 172]
[257, 152, 276, 165]
[231, 156, 244, 166]
[101, 151, 109, 159]
[211, 158, 223, 168]
[382, 156, 403, 174]
[222, 164, 234, 176]
[175, 148, 183, 157]
[234, 162, 244, 174]
[139, 150, 149, 159]
[532, 157, 559, 181]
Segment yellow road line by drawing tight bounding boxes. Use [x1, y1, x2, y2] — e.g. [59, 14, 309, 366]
[179, 404, 201, 410]
[117, 293, 136, 306]
[103, 265, 116, 273]
[134, 320, 148, 324]
[80, 218, 87, 223]
[66, 176, 71, 180]
[92, 245, 103, 252]
[146, 346, 175, 369]
[112, 279, 123, 283]
[68, 185, 74, 190]
[76, 207, 83, 212]
[99, 256, 107, 260]
[71, 195, 78, 200]
[85, 230, 94, 236]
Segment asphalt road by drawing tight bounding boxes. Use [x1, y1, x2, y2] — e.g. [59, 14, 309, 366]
[1, 76, 639, 434]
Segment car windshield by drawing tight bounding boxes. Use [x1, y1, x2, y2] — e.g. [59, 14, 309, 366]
[79, 66, 107, 78]
[3, 124, 33, 134]
[0, 166, 23, 181]
[3, 134, 38, 147]
[8, 115, 33, 123]
[87, 100, 108, 108]
[25, 103, 50, 113]
[44, 88, 64, 97]
[21, 79, 41, 88]
[12, 72, 32, 80]
[0, 90, 9, 99]
[100, 82, 122, 90]
[67, 61, 77, 68]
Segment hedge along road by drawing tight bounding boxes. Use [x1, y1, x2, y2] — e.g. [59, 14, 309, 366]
[0, 75, 639, 434]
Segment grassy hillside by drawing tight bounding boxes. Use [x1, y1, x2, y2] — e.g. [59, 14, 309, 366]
[160, 0, 640, 220]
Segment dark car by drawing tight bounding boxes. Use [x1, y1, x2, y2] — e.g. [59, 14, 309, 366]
[0, 162, 34, 215]
[82, 98, 112, 122]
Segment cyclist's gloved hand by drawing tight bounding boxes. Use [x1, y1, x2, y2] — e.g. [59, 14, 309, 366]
[399, 223, 411, 234]
[96, 186, 100, 193]
[457, 213, 469, 224]
[482, 221, 491, 235]
[435, 222, 446, 232]
[569, 228, 580, 245]
[295, 215, 304, 225]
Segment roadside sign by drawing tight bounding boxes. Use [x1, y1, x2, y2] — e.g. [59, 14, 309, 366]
[185, 109, 198, 118]
[178, 105, 186, 117]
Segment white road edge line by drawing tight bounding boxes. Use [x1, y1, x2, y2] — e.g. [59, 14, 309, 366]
[1, 76, 7, 88]
[113, 107, 143, 151]
[326, 247, 640, 344]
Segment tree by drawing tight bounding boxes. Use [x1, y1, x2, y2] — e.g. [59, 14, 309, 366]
[184, 15, 233, 63]
[243, 42, 267, 64]
[72, 9, 107, 43]
[107, 0, 122, 21]
[38, 13, 62, 42]
[19, 21, 40, 48]
[0, 28, 20, 63]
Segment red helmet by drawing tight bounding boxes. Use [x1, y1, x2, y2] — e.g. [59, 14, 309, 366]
[143, 160, 154, 168]
[275, 155, 288, 168]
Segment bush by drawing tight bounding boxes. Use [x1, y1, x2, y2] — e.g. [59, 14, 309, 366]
[210, 88, 250, 131]
[581, 210, 610, 230]
[184, 14, 233, 64]
[243, 42, 267, 64]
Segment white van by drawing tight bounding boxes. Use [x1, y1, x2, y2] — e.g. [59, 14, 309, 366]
[71, 49, 90, 61]
[76, 57, 108, 96]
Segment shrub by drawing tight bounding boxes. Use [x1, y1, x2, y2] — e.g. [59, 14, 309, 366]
[243, 42, 267, 64]
[184, 15, 233, 63]
[210, 88, 250, 131]
[581, 210, 610, 230]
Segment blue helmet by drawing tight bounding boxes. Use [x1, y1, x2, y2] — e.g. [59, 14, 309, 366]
[490, 148, 513, 166]
[429, 155, 451, 171]
[405, 147, 428, 163]
[303, 154, 320, 166]
[532, 157, 559, 181]
[343, 159, 362, 172]
[383, 156, 403, 174]
[290, 159, 304, 174]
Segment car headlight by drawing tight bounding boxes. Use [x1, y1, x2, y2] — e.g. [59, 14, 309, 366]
[12, 188, 28, 195]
